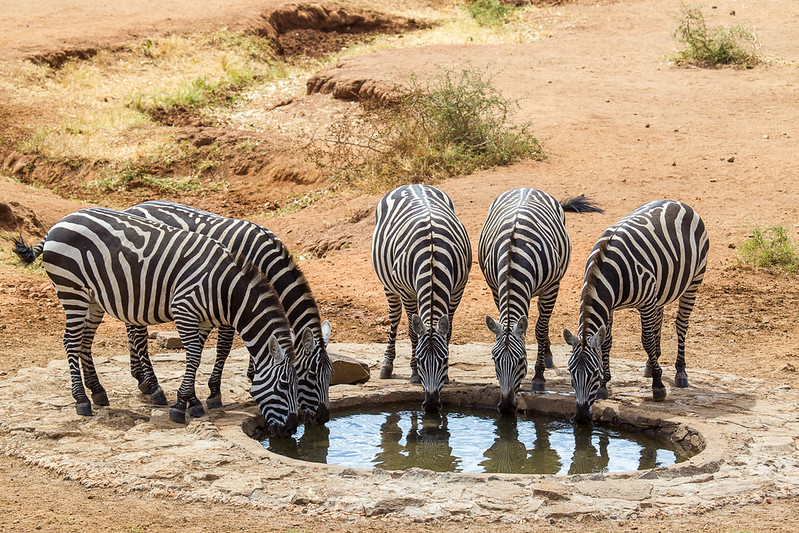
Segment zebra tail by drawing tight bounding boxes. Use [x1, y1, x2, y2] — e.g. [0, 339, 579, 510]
[12, 236, 45, 265]
[559, 196, 604, 214]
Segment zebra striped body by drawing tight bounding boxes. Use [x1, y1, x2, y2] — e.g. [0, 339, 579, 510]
[372, 185, 472, 412]
[14, 207, 299, 434]
[125, 201, 332, 425]
[564, 200, 708, 424]
[479, 189, 603, 414]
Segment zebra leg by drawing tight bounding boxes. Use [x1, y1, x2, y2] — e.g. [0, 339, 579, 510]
[643, 308, 663, 378]
[61, 295, 93, 415]
[126, 324, 148, 393]
[674, 286, 700, 388]
[127, 324, 167, 405]
[640, 306, 667, 400]
[444, 289, 467, 385]
[380, 291, 403, 379]
[597, 315, 613, 399]
[207, 325, 234, 409]
[78, 304, 109, 407]
[531, 284, 558, 392]
[169, 314, 206, 423]
[404, 299, 421, 384]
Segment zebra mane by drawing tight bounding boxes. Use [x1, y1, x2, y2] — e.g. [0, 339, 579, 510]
[230, 251, 296, 362]
[579, 233, 613, 344]
[252, 226, 323, 337]
[498, 214, 520, 332]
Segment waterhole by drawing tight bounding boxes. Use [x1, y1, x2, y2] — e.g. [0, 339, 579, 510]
[260, 403, 695, 474]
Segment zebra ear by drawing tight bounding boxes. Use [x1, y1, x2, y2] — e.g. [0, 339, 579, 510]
[588, 326, 606, 349]
[436, 315, 450, 337]
[513, 316, 528, 338]
[411, 314, 426, 337]
[301, 327, 315, 353]
[485, 315, 502, 337]
[268, 335, 286, 364]
[321, 320, 332, 347]
[563, 328, 579, 347]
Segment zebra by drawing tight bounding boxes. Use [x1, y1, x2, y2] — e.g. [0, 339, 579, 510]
[563, 200, 708, 424]
[124, 201, 332, 425]
[372, 184, 472, 412]
[479, 188, 603, 414]
[13, 207, 299, 435]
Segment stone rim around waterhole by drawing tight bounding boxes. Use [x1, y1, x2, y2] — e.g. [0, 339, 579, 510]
[242, 383, 708, 480]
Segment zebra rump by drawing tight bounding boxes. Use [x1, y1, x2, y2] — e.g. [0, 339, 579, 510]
[124, 200, 332, 425]
[13, 207, 299, 434]
[479, 188, 603, 414]
[372, 184, 472, 412]
[564, 199, 708, 424]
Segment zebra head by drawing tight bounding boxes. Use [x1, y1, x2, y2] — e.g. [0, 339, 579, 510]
[296, 321, 333, 425]
[486, 315, 528, 415]
[563, 326, 605, 425]
[411, 314, 450, 413]
[250, 335, 299, 437]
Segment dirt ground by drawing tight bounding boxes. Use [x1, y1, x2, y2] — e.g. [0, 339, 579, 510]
[1, 0, 798, 531]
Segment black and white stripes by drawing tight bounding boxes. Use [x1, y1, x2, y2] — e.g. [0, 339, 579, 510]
[479, 189, 603, 413]
[124, 201, 332, 425]
[564, 200, 709, 424]
[372, 185, 472, 412]
[14, 207, 299, 434]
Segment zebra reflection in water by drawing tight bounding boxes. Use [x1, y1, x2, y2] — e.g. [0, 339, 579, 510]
[267, 424, 331, 463]
[373, 412, 458, 472]
[569, 425, 610, 474]
[480, 415, 527, 474]
[528, 420, 563, 474]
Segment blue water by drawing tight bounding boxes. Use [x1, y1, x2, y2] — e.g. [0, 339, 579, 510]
[261, 404, 693, 474]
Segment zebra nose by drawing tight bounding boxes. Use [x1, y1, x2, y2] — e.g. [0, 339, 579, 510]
[497, 393, 517, 415]
[312, 403, 330, 425]
[422, 391, 442, 413]
[279, 412, 298, 436]
[573, 402, 593, 425]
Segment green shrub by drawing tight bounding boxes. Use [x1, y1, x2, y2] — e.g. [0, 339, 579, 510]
[316, 65, 545, 192]
[738, 226, 799, 274]
[467, 0, 514, 27]
[673, 4, 759, 67]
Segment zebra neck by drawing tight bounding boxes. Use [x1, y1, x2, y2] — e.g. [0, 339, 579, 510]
[578, 303, 610, 340]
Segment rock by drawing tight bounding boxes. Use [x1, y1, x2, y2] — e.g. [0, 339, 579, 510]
[330, 353, 370, 385]
[364, 496, 424, 516]
[156, 331, 182, 349]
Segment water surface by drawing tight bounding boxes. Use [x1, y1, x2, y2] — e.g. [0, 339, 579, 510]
[261, 403, 693, 474]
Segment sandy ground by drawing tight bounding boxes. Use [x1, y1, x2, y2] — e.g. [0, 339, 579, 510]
[1, 0, 799, 530]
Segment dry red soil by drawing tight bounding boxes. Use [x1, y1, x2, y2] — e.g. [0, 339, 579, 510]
[1, 0, 798, 531]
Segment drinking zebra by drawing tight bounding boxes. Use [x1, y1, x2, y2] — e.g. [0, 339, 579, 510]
[479, 188, 603, 414]
[13, 207, 299, 435]
[372, 184, 472, 412]
[563, 200, 709, 424]
[124, 201, 332, 425]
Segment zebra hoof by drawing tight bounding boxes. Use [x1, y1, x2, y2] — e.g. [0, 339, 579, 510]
[187, 399, 205, 418]
[150, 386, 168, 406]
[76, 402, 92, 416]
[674, 373, 689, 388]
[597, 386, 610, 400]
[544, 357, 555, 369]
[409, 372, 421, 385]
[379, 364, 393, 379]
[643, 365, 653, 378]
[91, 391, 109, 406]
[652, 386, 667, 401]
[206, 395, 223, 410]
[169, 407, 187, 424]
[531, 380, 545, 393]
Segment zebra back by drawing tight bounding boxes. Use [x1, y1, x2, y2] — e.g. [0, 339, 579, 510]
[479, 188, 571, 329]
[372, 185, 472, 329]
[578, 199, 709, 340]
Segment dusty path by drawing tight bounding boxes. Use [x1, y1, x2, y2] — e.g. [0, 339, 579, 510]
[1, 0, 799, 530]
